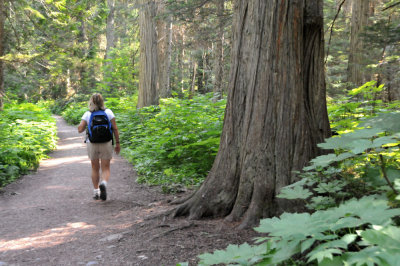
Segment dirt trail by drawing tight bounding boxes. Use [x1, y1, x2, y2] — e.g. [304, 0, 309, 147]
[0, 116, 254, 266]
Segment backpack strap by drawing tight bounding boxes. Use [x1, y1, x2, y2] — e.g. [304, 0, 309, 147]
[102, 109, 113, 136]
[87, 111, 95, 138]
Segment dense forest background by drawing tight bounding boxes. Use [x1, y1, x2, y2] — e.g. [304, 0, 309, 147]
[1, 0, 398, 103]
[1, 0, 400, 265]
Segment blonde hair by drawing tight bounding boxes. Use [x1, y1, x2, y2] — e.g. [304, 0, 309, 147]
[89, 93, 105, 112]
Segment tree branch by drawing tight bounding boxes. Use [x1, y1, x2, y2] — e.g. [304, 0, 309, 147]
[379, 154, 398, 195]
[5, 8, 21, 49]
[325, 0, 346, 64]
[382, 2, 400, 11]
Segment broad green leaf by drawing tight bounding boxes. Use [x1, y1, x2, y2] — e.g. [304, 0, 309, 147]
[276, 186, 312, 200]
[307, 248, 342, 263]
[305, 153, 338, 170]
[198, 243, 267, 265]
[386, 169, 400, 183]
[371, 136, 398, 148]
[360, 225, 400, 252]
[350, 139, 374, 154]
[270, 239, 301, 264]
[333, 196, 400, 225]
[315, 180, 345, 194]
[255, 213, 326, 239]
[330, 217, 363, 231]
[395, 179, 400, 200]
[343, 128, 383, 139]
[343, 247, 386, 266]
[319, 256, 345, 266]
[359, 112, 400, 132]
[301, 238, 316, 253]
[318, 136, 355, 150]
[304, 152, 355, 170]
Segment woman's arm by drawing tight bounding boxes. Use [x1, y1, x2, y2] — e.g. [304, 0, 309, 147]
[110, 118, 120, 154]
[78, 120, 87, 133]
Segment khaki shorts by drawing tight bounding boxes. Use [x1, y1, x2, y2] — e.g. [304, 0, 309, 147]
[87, 141, 113, 160]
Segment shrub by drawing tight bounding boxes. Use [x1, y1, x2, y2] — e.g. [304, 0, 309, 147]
[0, 103, 57, 187]
[119, 93, 226, 190]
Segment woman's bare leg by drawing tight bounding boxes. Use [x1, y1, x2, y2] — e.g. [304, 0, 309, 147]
[91, 159, 101, 189]
[100, 159, 111, 183]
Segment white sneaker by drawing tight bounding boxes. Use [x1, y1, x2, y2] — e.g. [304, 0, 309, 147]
[93, 189, 100, 200]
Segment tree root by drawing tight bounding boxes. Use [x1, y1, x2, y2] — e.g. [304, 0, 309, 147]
[149, 222, 195, 241]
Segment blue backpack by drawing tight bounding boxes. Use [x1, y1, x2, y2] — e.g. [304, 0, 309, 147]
[88, 110, 113, 143]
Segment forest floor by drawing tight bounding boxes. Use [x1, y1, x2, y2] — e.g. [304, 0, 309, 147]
[0, 116, 256, 266]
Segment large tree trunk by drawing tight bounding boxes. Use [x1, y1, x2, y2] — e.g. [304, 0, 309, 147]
[347, 0, 370, 88]
[137, 0, 159, 108]
[175, 0, 331, 228]
[0, 0, 4, 111]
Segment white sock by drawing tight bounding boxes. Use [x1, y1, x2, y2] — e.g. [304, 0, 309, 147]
[100, 180, 107, 186]
[94, 188, 100, 195]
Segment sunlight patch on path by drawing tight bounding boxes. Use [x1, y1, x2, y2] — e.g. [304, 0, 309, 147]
[56, 142, 85, 151]
[39, 156, 88, 168]
[0, 222, 95, 252]
[44, 185, 74, 191]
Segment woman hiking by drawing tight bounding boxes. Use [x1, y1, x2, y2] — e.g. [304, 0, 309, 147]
[78, 93, 120, 201]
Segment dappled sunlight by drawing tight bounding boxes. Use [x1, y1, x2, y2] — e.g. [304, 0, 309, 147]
[56, 142, 85, 151]
[106, 222, 136, 231]
[62, 136, 84, 141]
[44, 185, 73, 191]
[0, 222, 95, 252]
[40, 156, 88, 168]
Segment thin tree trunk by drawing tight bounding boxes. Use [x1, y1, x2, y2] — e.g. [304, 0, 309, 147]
[77, 10, 88, 94]
[175, 0, 331, 228]
[156, 1, 171, 98]
[213, 0, 224, 98]
[178, 27, 185, 93]
[137, 0, 159, 108]
[196, 52, 204, 93]
[105, 0, 115, 93]
[105, 0, 115, 61]
[165, 16, 172, 96]
[347, 0, 370, 87]
[0, 0, 4, 111]
[189, 59, 197, 99]
[202, 49, 211, 93]
[87, 37, 97, 90]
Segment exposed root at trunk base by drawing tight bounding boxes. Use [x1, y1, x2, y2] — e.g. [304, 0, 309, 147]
[149, 222, 195, 241]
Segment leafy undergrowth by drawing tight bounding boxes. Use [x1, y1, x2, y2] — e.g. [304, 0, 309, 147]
[183, 82, 400, 265]
[198, 196, 400, 265]
[328, 81, 400, 133]
[0, 102, 57, 187]
[191, 111, 400, 266]
[119, 93, 226, 192]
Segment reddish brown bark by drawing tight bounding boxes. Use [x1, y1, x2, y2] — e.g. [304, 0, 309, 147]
[174, 0, 330, 228]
